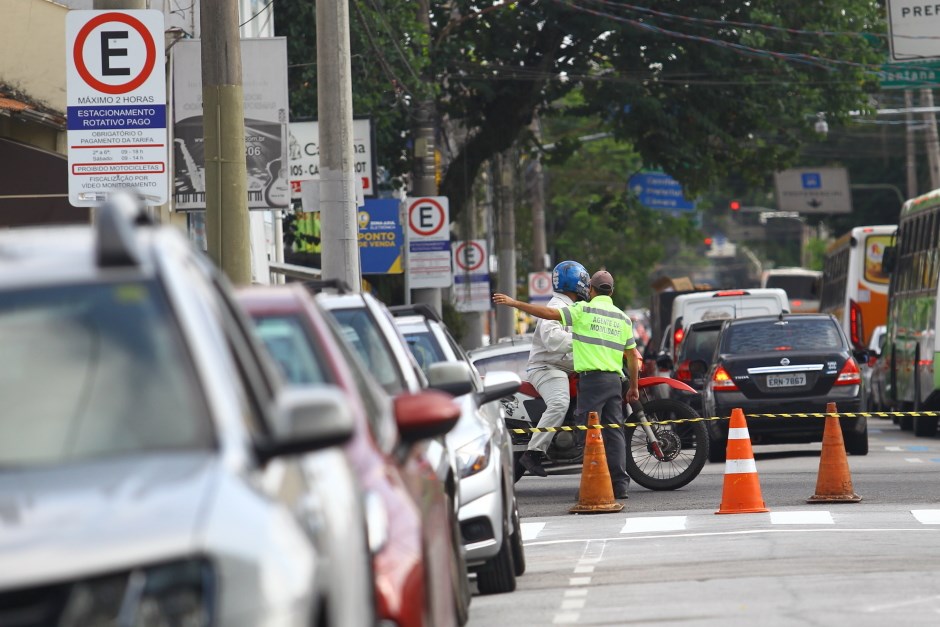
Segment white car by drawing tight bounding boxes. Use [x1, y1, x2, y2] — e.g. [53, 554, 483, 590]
[391, 305, 525, 595]
[0, 199, 363, 626]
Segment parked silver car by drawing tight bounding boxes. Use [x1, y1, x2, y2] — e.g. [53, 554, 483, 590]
[0, 198, 366, 626]
[391, 305, 525, 595]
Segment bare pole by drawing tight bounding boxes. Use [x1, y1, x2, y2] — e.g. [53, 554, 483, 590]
[529, 116, 548, 271]
[317, 0, 361, 289]
[906, 90, 918, 199]
[410, 0, 443, 313]
[920, 88, 940, 190]
[200, 0, 251, 284]
[495, 151, 517, 340]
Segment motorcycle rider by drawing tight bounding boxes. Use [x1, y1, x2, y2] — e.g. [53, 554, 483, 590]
[493, 270, 639, 500]
[517, 261, 591, 478]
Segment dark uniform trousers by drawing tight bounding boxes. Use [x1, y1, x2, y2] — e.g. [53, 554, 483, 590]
[576, 370, 629, 492]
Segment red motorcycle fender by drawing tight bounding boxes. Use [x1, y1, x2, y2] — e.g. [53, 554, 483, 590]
[637, 376, 697, 394]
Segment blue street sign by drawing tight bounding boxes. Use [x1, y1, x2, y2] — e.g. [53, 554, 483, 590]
[359, 198, 403, 274]
[628, 171, 695, 211]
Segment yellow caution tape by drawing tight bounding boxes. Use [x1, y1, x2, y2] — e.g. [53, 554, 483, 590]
[508, 410, 940, 433]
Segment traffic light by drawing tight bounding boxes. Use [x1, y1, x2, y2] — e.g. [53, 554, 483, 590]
[730, 200, 741, 211]
[704, 237, 713, 246]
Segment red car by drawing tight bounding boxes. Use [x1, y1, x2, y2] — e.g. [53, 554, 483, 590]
[237, 285, 468, 627]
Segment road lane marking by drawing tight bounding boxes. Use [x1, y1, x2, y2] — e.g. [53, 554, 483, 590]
[569, 577, 592, 586]
[553, 613, 580, 624]
[885, 446, 903, 451]
[912, 510, 940, 524]
[521, 521, 546, 541]
[561, 599, 586, 610]
[864, 595, 940, 612]
[621, 515, 687, 533]
[906, 458, 924, 463]
[573, 565, 595, 573]
[564, 589, 588, 597]
[770, 511, 834, 525]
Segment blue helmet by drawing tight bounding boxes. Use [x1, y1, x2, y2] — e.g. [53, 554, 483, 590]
[552, 261, 590, 300]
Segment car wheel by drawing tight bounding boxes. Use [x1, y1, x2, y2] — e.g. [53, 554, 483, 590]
[448, 494, 471, 626]
[708, 437, 726, 463]
[843, 421, 869, 456]
[509, 502, 526, 577]
[512, 452, 525, 483]
[913, 416, 939, 437]
[476, 521, 517, 595]
[899, 415, 914, 430]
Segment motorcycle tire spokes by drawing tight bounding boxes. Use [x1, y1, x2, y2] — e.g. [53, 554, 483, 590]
[624, 398, 709, 491]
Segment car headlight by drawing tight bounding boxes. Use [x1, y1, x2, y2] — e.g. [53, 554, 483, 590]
[59, 558, 214, 627]
[456, 435, 492, 478]
[365, 490, 389, 554]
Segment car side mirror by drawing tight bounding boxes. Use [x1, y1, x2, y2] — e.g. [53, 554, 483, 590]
[394, 390, 461, 443]
[655, 352, 674, 371]
[477, 370, 521, 405]
[427, 361, 474, 397]
[257, 387, 354, 463]
[853, 349, 870, 365]
[881, 246, 897, 274]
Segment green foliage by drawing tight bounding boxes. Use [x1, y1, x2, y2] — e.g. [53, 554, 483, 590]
[804, 238, 828, 271]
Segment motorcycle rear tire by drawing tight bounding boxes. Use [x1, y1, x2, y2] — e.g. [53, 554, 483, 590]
[623, 398, 708, 491]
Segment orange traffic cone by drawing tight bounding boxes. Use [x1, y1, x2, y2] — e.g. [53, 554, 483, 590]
[807, 402, 861, 503]
[570, 412, 624, 514]
[716, 408, 769, 514]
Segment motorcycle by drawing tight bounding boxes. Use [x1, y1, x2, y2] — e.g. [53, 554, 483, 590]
[502, 375, 708, 490]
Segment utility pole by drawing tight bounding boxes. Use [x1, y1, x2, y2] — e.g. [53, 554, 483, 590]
[317, 0, 361, 289]
[906, 90, 918, 198]
[495, 151, 517, 340]
[201, 0, 251, 284]
[529, 117, 548, 272]
[921, 88, 940, 190]
[410, 0, 443, 313]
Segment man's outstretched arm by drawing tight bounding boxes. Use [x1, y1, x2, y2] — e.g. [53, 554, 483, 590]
[492, 293, 563, 321]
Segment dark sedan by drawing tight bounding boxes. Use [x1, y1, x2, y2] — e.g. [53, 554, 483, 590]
[700, 313, 868, 462]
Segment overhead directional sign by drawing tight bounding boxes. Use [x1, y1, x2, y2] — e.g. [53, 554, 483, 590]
[879, 59, 940, 89]
[773, 167, 851, 214]
[406, 196, 451, 289]
[66, 10, 167, 206]
[628, 171, 695, 212]
[886, 0, 940, 61]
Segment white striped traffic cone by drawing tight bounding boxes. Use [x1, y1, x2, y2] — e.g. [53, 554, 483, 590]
[716, 407, 769, 514]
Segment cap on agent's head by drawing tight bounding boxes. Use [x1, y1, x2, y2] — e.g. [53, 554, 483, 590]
[590, 270, 614, 295]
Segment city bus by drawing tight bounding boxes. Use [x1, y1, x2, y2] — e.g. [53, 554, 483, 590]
[760, 267, 823, 313]
[819, 225, 894, 352]
[880, 190, 940, 435]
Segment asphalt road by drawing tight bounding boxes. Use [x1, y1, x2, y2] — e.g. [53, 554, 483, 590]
[468, 418, 940, 626]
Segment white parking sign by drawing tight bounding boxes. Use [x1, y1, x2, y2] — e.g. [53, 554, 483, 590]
[66, 10, 167, 206]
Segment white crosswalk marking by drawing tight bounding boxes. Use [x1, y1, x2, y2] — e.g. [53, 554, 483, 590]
[770, 511, 834, 525]
[521, 522, 545, 541]
[621, 516, 687, 533]
[911, 510, 940, 524]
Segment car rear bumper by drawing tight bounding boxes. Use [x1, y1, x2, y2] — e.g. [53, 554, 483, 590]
[707, 392, 865, 443]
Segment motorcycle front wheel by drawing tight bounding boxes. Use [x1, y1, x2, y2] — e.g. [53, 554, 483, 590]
[623, 398, 708, 491]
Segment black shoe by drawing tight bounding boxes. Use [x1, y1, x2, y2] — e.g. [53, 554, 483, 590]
[519, 451, 548, 477]
[614, 490, 629, 500]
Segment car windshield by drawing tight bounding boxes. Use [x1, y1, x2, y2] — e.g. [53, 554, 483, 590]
[403, 330, 446, 374]
[329, 307, 406, 395]
[679, 327, 721, 363]
[723, 318, 843, 353]
[251, 314, 330, 385]
[0, 282, 213, 467]
[472, 349, 530, 380]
